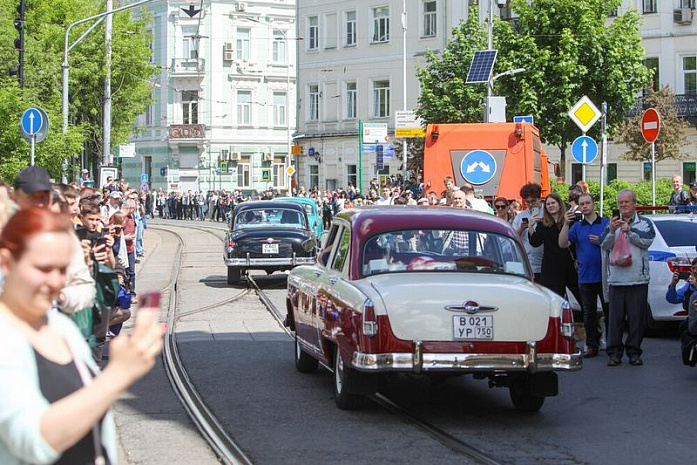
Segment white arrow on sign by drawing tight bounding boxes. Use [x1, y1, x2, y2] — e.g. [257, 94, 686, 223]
[29, 113, 36, 135]
[581, 139, 588, 163]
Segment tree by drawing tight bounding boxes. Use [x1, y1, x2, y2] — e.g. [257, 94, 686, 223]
[0, 0, 157, 182]
[416, 0, 651, 180]
[615, 86, 691, 163]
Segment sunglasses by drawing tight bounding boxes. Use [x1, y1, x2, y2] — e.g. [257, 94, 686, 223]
[495, 204, 507, 209]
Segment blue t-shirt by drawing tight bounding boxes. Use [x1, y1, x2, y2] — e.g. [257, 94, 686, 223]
[568, 215, 610, 284]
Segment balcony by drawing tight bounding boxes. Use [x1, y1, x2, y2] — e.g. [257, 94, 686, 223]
[171, 58, 206, 77]
[627, 94, 697, 119]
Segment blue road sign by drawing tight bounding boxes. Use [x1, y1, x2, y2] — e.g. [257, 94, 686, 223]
[160, 167, 167, 177]
[571, 135, 598, 164]
[376, 144, 384, 170]
[141, 173, 149, 183]
[514, 115, 534, 125]
[460, 150, 497, 185]
[21, 108, 44, 135]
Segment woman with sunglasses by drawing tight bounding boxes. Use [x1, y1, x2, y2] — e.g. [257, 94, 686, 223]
[493, 197, 513, 223]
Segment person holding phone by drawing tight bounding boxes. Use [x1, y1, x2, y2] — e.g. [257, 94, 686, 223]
[559, 193, 610, 358]
[78, 204, 115, 270]
[0, 208, 163, 465]
[666, 257, 697, 318]
[511, 183, 545, 281]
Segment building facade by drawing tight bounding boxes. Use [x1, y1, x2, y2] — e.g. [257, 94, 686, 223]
[125, 0, 297, 194]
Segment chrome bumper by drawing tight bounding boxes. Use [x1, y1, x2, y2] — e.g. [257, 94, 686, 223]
[225, 252, 315, 267]
[351, 341, 582, 374]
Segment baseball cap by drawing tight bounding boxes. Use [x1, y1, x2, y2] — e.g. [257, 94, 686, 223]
[14, 166, 52, 194]
[690, 182, 697, 189]
[110, 190, 123, 199]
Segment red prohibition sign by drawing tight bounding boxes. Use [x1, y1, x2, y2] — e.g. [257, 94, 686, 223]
[641, 108, 660, 143]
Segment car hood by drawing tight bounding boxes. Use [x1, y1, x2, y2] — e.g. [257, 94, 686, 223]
[231, 227, 312, 241]
[366, 273, 560, 343]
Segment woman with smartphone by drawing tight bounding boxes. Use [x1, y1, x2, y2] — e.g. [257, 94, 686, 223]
[527, 193, 582, 304]
[0, 208, 163, 465]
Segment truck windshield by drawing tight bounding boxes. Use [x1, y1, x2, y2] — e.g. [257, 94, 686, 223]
[361, 229, 530, 278]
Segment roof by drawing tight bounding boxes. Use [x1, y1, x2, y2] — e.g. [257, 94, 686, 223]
[337, 206, 518, 242]
[234, 200, 305, 212]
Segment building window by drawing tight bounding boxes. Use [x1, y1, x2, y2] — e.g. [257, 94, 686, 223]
[571, 163, 583, 185]
[272, 30, 286, 63]
[684, 55, 697, 95]
[607, 163, 617, 183]
[272, 163, 286, 187]
[308, 16, 319, 50]
[642, 0, 657, 14]
[644, 57, 660, 93]
[273, 92, 287, 126]
[236, 28, 250, 61]
[372, 80, 390, 118]
[345, 82, 357, 119]
[309, 85, 320, 121]
[643, 162, 652, 181]
[684, 162, 696, 185]
[681, 0, 696, 8]
[182, 28, 198, 59]
[422, 1, 437, 38]
[310, 165, 319, 190]
[347, 164, 357, 187]
[237, 163, 250, 187]
[345, 11, 357, 46]
[182, 91, 198, 124]
[237, 90, 251, 126]
[145, 103, 153, 126]
[372, 6, 390, 43]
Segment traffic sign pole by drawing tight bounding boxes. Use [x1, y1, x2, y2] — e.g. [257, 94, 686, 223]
[651, 142, 656, 206]
[600, 102, 608, 217]
[30, 134, 35, 166]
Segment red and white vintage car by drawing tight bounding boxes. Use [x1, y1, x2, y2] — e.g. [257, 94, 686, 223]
[285, 207, 582, 412]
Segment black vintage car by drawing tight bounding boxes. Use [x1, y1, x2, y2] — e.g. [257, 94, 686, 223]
[224, 201, 317, 284]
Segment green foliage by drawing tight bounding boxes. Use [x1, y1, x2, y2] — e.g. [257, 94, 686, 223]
[0, 0, 157, 183]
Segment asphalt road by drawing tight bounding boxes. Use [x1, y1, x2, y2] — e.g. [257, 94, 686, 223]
[118, 220, 696, 465]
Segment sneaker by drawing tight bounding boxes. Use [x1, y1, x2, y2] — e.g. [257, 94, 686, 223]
[628, 354, 643, 366]
[607, 355, 621, 366]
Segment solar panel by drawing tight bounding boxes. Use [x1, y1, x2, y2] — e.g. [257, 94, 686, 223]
[466, 50, 498, 84]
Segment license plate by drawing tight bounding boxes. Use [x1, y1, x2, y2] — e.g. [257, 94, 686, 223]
[262, 243, 279, 254]
[453, 315, 493, 340]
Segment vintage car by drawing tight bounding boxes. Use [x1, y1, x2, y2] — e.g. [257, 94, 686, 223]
[275, 196, 324, 240]
[224, 201, 317, 284]
[286, 206, 582, 412]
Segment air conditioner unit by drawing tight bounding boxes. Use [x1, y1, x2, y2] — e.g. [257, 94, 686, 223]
[674, 8, 693, 24]
[223, 51, 235, 61]
[236, 2, 247, 12]
[230, 151, 241, 161]
[263, 152, 273, 162]
[221, 149, 230, 161]
[224, 42, 234, 51]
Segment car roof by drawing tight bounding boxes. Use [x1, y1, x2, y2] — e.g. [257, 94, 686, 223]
[643, 213, 697, 222]
[275, 197, 317, 207]
[337, 206, 518, 241]
[234, 200, 305, 212]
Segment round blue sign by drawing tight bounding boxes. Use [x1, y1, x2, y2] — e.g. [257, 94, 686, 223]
[460, 150, 497, 185]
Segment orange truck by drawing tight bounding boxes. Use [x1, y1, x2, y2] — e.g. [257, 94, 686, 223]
[423, 122, 552, 201]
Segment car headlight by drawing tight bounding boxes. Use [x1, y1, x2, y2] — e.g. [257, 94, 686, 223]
[302, 238, 316, 253]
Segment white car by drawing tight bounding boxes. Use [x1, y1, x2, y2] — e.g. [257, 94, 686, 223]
[645, 214, 697, 325]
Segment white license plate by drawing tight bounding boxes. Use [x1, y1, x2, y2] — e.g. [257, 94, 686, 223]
[262, 243, 279, 254]
[453, 315, 493, 340]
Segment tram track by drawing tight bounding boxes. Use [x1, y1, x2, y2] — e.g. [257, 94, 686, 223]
[149, 220, 503, 465]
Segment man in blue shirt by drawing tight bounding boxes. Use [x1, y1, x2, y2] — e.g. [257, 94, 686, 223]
[666, 257, 697, 318]
[559, 193, 610, 358]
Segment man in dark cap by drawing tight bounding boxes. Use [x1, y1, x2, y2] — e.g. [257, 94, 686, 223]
[12, 165, 53, 209]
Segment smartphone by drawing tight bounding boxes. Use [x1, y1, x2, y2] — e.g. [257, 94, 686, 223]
[521, 217, 529, 224]
[678, 271, 691, 280]
[94, 235, 108, 248]
[612, 209, 620, 218]
[574, 211, 583, 221]
[139, 291, 162, 310]
[530, 207, 541, 218]
[75, 225, 89, 241]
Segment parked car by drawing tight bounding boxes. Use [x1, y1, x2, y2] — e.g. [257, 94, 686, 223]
[644, 214, 697, 326]
[275, 196, 324, 240]
[286, 206, 581, 412]
[224, 201, 317, 284]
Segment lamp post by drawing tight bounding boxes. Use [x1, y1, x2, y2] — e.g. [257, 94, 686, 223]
[62, 0, 153, 181]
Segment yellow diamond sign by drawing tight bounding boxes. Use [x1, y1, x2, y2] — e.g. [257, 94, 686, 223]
[568, 95, 601, 133]
[286, 166, 296, 177]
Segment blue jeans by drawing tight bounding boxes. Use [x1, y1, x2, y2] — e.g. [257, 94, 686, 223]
[136, 219, 145, 256]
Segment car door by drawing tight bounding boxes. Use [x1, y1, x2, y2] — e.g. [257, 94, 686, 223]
[319, 226, 352, 342]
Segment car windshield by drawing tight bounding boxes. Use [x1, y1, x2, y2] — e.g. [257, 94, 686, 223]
[653, 219, 697, 247]
[235, 208, 306, 228]
[361, 229, 530, 278]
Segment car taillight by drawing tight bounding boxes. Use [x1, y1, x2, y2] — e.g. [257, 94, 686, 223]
[667, 257, 691, 274]
[560, 301, 574, 339]
[362, 298, 378, 337]
[226, 238, 235, 250]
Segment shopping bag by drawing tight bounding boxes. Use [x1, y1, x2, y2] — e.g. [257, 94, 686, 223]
[610, 231, 632, 267]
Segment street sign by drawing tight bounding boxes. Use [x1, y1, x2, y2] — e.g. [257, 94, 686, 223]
[395, 128, 426, 137]
[160, 167, 167, 177]
[571, 135, 598, 164]
[376, 144, 384, 170]
[21, 108, 43, 136]
[395, 111, 425, 138]
[513, 115, 534, 125]
[460, 150, 497, 185]
[641, 108, 661, 143]
[286, 166, 296, 177]
[362, 123, 389, 142]
[568, 96, 601, 133]
[141, 173, 149, 183]
[140, 182, 149, 193]
[118, 143, 136, 158]
[261, 168, 271, 182]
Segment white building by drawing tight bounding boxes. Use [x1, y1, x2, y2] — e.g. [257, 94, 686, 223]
[294, 0, 697, 193]
[125, 0, 297, 194]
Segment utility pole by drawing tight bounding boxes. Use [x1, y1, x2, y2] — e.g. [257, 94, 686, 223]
[103, 0, 113, 167]
[401, 0, 408, 181]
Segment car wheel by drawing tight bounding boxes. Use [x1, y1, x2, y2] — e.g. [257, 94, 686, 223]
[294, 335, 318, 373]
[509, 380, 545, 412]
[333, 351, 366, 410]
[227, 266, 241, 285]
